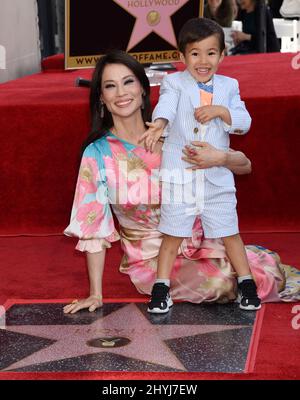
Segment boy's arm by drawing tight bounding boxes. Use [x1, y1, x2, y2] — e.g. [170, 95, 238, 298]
[152, 74, 180, 126]
[194, 105, 232, 125]
[139, 118, 167, 152]
[225, 79, 251, 135]
[194, 79, 250, 131]
[139, 74, 180, 151]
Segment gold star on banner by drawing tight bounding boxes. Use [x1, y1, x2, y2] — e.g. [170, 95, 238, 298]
[112, 0, 189, 51]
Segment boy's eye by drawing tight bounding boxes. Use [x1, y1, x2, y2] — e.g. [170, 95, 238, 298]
[208, 52, 217, 56]
[191, 52, 198, 57]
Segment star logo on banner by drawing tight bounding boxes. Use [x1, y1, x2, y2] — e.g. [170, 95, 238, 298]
[112, 0, 189, 51]
[2, 303, 246, 371]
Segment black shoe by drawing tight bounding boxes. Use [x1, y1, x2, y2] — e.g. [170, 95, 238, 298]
[238, 279, 261, 310]
[147, 283, 173, 314]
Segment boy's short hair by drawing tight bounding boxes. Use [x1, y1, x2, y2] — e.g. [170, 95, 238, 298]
[178, 17, 225, 54]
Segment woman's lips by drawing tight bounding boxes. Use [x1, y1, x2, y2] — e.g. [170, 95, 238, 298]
[115, 99, 132, 107]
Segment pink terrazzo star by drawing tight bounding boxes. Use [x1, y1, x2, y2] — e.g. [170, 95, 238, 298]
[113, 0, 189, 51]
[3, 303, 247, 371]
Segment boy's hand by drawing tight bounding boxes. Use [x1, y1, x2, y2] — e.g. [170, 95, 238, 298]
[194, 105, 222, 124]
[139, 119, 167, 152]
[194, 105, 231, 125]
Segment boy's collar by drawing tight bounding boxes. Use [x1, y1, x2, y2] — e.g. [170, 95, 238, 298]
[201, 79, 213, 86]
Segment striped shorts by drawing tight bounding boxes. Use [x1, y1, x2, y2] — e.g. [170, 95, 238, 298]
[158, 176, 238, 238]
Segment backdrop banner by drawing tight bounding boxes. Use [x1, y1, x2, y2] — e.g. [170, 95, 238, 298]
[65, 0, 203, 69]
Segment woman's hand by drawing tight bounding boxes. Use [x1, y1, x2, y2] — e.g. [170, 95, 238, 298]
[63, 250, 105, 314]
[63, 295, 103, 314]
[231, 31, 251, 45]
[182, 141, 226, 170]
[182, 141, 252, 175]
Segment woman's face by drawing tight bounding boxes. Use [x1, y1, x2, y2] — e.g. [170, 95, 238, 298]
[208, 0, 222, 9]
[100, 63, 144, 120]
[239, 0, 254, 10]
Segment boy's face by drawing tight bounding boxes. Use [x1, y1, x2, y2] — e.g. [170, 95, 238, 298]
[180, 35, 224, 83]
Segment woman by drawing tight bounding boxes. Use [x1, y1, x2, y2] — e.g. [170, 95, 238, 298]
[231, 0, 280, 54]
[204, 0, 236, 27]
[63, 50, 297, 314]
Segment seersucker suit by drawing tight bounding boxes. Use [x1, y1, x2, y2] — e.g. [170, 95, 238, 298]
[152, 69, 252, 238]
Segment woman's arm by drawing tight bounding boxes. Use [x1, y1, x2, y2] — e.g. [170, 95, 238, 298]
[224, 149, 252, 175]
[87, 250, 106, 299]
[231, 30, 252, 45]
[63, 249, 106, 314]
[181, 141, 251, 175]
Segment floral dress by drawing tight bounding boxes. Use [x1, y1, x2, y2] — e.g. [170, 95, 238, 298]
[64, 132, 300, 303]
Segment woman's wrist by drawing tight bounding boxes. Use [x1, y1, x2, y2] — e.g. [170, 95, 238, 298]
[219, 150, 228, 167]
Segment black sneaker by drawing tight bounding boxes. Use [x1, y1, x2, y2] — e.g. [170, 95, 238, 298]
[147, 282, 173, 314]
[238, 279, 261, 310]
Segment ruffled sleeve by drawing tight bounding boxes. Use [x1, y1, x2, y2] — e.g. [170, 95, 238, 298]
[75, 238, 113, 253]
[64, 141, 120, 248]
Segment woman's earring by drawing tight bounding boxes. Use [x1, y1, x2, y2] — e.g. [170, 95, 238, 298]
[100, 101, 104, 118]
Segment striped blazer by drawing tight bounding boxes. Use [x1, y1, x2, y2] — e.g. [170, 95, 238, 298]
[152, 70, 251, 186]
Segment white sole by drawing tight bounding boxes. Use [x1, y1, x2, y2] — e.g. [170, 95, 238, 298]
[239, 303, 261, 311]
[147, 298, 173, 314]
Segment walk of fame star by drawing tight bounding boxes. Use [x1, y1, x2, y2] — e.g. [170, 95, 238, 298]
[0, 302, 255, 372]
[112, 0, 190, 51]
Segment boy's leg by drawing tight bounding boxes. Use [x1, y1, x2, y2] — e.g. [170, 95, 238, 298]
[148, 234, 184, 314]
[201, 180, 260, 310]
[222, 234, 251, 277]
[157, 234, 184, 279]
[149, 181, 196, 313]
[222, 234, 261, 310]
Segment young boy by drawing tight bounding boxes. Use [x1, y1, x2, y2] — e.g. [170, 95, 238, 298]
[140, 18, 261, 313]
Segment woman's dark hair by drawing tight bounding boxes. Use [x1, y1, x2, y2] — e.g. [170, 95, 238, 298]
[178, 17, 225, 54]
[215, 0, 234, 28]
[82, 49, 152, 153]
